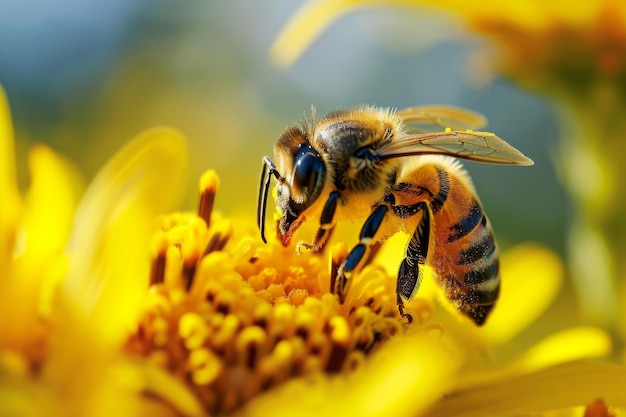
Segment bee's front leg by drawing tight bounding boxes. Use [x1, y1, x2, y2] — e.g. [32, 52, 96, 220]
[296, 191, 341, 254]
[334, 204, 389, 302]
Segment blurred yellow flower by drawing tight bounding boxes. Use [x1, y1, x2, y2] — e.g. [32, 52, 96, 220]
[0, 86, 192, 416]
[270, 0, 626, 82]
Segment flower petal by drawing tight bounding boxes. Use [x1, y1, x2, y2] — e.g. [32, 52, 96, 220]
[0, 85, 20, 265]
[456, 326, 613, 391]
[427, 243, 564, 353]
[0, 145, 82, 353]
[270, 0, 367, 68]
[479, 243, 564, 344]
[239, 333, 460, 417]
[22, 145, 83, 259]
[423, 361, 626, 417]
[516, 326, 612, 372]
[59, 127, 188, 350]
[139, 361, 208, 417]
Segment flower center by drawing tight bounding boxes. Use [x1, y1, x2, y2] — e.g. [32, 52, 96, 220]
[126, 170, 422, 415]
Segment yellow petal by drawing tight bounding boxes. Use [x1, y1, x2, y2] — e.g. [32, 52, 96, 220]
[240, 333, 460, 417]
[457, 326, 613, 390]
[426, 243, 563, 353]
[139, 361, 208, 417]
[0, 85, 21, 265]
[479, 243, 564, 344]
[423, 361, 626, 417]
[268, 0, 549, 68]
[516, 326, 612, 372]
[21, 144, 83, 259]
[270, 0, 367, 68]
[58, 127, 188, 350]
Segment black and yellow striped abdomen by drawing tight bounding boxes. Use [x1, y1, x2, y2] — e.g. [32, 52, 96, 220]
[392, 156, 500, 325]
[434, 195, 500, 325]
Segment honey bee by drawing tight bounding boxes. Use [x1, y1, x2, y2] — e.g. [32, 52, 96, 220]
[257, 105, 533, 325]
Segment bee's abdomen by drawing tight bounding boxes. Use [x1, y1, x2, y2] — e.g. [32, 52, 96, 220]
[439, 198, 500, 325]
[392, 157, 502, 325]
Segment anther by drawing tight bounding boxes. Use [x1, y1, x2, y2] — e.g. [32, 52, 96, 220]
[198, 170, 219, 227]
[189, 348, 222, 385]
[179, 312, 208, 349]
[150, 232, 168, 286]
[203, 221, 232, 258]
[182, 243, 200, 291]
[324, 316, 350, 372]
[236, 326, 267, 369]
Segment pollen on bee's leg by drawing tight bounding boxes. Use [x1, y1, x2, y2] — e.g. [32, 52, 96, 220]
[149, 232, 168, 286]
[198, 170, 219, 227]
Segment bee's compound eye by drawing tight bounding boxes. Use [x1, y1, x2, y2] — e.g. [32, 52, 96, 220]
[292, 145, 326, 203]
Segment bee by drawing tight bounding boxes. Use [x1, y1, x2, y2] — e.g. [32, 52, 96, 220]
[257, 105, 532, 325]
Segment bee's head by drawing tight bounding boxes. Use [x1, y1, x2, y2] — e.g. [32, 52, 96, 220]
[257, 126, 327, 245]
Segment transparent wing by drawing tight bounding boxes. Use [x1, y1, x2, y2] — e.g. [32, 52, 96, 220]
[378, 130, 534, 165]
[397, 105, 487, 130]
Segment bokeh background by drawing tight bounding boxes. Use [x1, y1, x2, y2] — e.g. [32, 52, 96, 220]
[0, 0, 565, 253]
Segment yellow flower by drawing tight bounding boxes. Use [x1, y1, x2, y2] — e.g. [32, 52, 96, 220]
[129, 172, 623, 416]
[126, 170, 460, 416]
[0, 86, 194, 416]
[0, 85, 458, 417]
[2, 82, 624, 416]
[0, 84, 82, 367]
[269, 0, 626, 84]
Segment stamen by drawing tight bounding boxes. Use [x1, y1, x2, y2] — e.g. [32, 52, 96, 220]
[182, 242, 200, 291]
[164, 246, 182, 287]
[203, 231, 228, 257]
[179, 312, 208, 349]
[150, 232, 168, 286]
[235, 326, 267, 369]
[584, 399, 615, 417]
[198, 170, 219, 227]
[325, 316, 350, 372]
[188, 348, 222, 386]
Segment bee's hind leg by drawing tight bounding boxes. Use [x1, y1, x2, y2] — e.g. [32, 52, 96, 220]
[334, 204, 389, 302]
[396, 201, 431, 324]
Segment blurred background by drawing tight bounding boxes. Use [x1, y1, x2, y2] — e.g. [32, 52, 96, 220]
[0, 0, 566, 253]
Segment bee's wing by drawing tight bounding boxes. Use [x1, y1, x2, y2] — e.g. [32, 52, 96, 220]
[397, 106, 487, 130]
[378, 130, 534, 166]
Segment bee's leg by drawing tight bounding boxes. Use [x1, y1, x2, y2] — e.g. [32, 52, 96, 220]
[297, 191, 340, 253]
[334, 204, 389, 301]
[396, 201, 430, 323]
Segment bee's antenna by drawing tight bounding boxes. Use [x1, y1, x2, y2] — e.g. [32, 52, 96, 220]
[257, 156, 283, 243]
